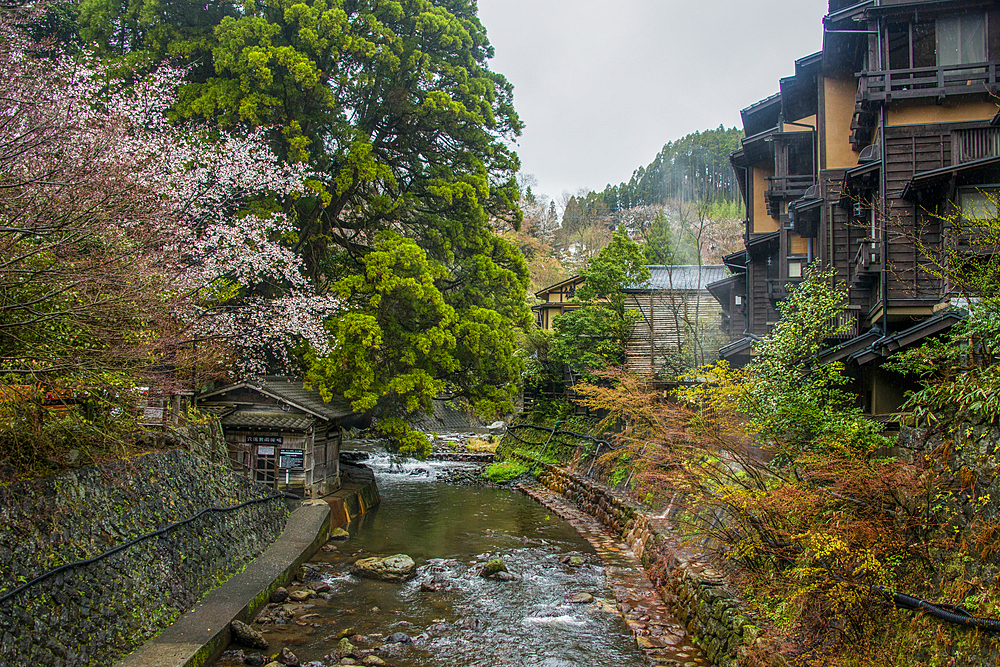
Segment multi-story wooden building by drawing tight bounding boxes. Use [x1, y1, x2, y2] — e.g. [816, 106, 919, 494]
[713, 0, 1000, 416]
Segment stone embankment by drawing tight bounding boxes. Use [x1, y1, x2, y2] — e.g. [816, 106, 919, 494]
[517, 459, 760, 667]
[519, 483, 710, 667]
[0, 448, 292, 667]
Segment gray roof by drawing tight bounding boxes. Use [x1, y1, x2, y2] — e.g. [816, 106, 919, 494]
[627, 265, 728, 292]
[199, 375, 354, 421]
[221, 412, 316, 430]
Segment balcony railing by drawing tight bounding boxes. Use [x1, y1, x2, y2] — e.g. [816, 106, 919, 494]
[826, 306, 861, 341]
[765, 175, 814, 218]
[853, 238, 883, 275]
[859, 61, 1000, 101]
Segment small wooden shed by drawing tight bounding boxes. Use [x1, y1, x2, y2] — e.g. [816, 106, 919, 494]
[197, 376, 354, 498]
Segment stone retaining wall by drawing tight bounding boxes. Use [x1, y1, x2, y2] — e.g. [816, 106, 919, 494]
[527, 460, 758, 667]
[0, 448, 291, 667]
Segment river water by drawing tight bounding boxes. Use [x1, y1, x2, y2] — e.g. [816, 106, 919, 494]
[217, 447, 651, 667]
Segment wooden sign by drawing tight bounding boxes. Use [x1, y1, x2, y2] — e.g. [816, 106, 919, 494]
[247, 435, 283, 444]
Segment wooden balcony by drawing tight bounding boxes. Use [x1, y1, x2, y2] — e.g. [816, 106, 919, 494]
[826, 306, 862, 341]
[766, 278, 794, 301]
[854, 239, 883, 274]
[858, 61, 1000, 102]
[765, 175, 814, 218]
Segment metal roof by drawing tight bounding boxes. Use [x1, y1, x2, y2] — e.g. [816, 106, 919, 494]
[626, 265, 729, 292]
[901, 155, 1000, 202]
[719, 335, 759, 360]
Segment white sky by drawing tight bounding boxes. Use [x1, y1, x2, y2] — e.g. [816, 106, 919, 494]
[477, 0, 830, 204]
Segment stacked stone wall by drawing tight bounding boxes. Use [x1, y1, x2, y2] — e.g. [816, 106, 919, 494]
[521, 456, 758, 666]
[0, 448, 290, 667]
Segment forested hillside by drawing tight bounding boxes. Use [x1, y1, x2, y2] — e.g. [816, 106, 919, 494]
[601, 125, 744, 211]
[536, 126, 744, 276]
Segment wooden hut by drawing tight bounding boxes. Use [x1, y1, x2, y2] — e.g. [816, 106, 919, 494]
[197, 376, 354, 498]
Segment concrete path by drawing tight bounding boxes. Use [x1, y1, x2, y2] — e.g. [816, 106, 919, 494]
[114, 500, 332, 667]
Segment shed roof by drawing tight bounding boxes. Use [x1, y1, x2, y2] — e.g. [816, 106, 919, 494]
[626, 265, 728, 292]
[533, 275, 585, 299]
[198, 376, 354, 421]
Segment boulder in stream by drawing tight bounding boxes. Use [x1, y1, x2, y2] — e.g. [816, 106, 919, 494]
[334, 637, 357, 654]
[278, 647, 300, 666]
[230, 620, 268, 649]
[478, 558, 508, 578]
[350, 554, 417, 582]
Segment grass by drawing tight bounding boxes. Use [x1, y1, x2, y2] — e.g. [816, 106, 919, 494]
[482, 459, 528, 483]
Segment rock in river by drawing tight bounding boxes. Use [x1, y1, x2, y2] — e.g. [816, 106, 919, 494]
[278, 647, 300, 666]
[478, 558, 508, 578]
[230, 620, 268, 650]
[350, 554, 417, 582]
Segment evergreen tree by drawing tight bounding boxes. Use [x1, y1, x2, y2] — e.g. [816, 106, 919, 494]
[74, 0, 530, 453]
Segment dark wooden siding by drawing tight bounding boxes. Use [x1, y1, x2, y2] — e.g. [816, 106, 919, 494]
[883, 124, 951, 302]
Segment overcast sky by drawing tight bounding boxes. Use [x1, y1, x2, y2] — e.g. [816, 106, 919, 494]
[477, 0, 830, 204]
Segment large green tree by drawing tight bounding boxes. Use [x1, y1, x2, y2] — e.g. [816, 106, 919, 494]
[75, 0, 531, 448]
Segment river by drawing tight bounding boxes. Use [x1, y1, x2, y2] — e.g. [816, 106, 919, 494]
[215, 446, 652, 667]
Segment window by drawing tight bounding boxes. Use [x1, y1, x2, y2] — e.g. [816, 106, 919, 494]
[958, 187, 1000, 221]
[255, 446, 276, 486]
[886, 12, 1000, 71]
[888, 20, 935, 70]
[787, 261, 803, 279]
[938, 14, 986, 67]
[786, 135, 814, 176]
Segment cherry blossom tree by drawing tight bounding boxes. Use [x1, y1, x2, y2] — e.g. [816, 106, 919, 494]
[0, 9, 340, 472]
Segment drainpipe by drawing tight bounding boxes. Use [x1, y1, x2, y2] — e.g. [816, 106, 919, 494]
[877, 14, 889, 333]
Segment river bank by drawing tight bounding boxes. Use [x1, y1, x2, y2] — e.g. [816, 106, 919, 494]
[209, 447, 653, 667]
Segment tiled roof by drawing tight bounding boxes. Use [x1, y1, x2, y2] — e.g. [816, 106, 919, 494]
[221, 412, 315, 430]
[257, 376, 354, 420]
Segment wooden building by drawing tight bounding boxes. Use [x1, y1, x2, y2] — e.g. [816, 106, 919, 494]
[714, 0, 1000, 417]
[197, 376, 354, 498]
[534, 265, 727, 377]
[532, 275, 585, 331]
[623, 265, 728, 375]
